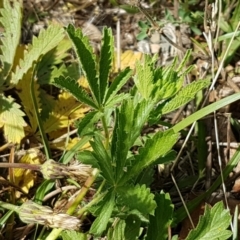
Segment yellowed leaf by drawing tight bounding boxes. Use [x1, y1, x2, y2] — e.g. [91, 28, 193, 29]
[43, 91, 89, 134]
[13, 148, 41, 196]
[16, 69, 41, 133]
[0, 117, 3, 128]
[78, 75, 90, 92]
[48, 127, 70, 141]
[14, 44, 40, 134]
[0, 96, 27, 143]
[12, 44, 27, 72]
[50, 136, 91, 151]
[113, 50, 143, 72]
[66, 137, 91, 150]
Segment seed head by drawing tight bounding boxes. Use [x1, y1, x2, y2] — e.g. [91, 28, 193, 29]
[19, 200, 81, 230]
[40, 159, 92, 182]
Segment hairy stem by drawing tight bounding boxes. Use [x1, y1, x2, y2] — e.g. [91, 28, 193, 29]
[0, 201, 19, 213]
[30, 65, 51, 159]
[101, 115, 110, 148]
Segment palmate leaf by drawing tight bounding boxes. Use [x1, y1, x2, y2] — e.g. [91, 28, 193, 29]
[90, 135, 114, 184]
[185, 201, 232, 240]
[0, 0, 22, 82]
[124, 215, 142, 240]
[99, 27, 114, 103]
[112, 98, 154, 181]
[117, 184, 156, 215]
[154, 63, 183, 101]
[134, 55, 155, 100]
[104, 67, 132, 106]
[105, 93, 130, 109]
[53, 76, 98, 109]
[90, 191, 115, 236]
[77, 111, 103, 136]
[77, 150, 100, 169]
[0, 95, 27, 143]
[149, 79, 210, 124]
[111, 101, 134, 176]
[119, 129, 179, 184]
[146, 191, 174, 240]
[134, 55, 184, 102]
[65, 25, 99, 103]
[107, 219, 125, 240]
[131, 96, 155, 144]
[88, 191, 109, 216]
[162, 79, 210, 114]
[11, 24, 65, 84]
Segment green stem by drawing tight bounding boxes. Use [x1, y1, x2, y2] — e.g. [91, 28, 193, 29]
[67, 168, 99, 215]
[30, 68, 51, 159]
[0, 201, 19, 213]
[77, 180, 107, 216]
[101, 115, 109, 148]
[37, 226, 46, 240]
[77, 192, 106, 217]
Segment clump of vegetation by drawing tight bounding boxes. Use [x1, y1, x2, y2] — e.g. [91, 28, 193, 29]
[0, 0, 240, 239]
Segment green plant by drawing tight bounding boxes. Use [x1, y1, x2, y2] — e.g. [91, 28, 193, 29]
[1, 1, 239, 239]
[217, 0, 240, 64]
[44, 24, 236, 239]
[185, 201, 231, 240]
